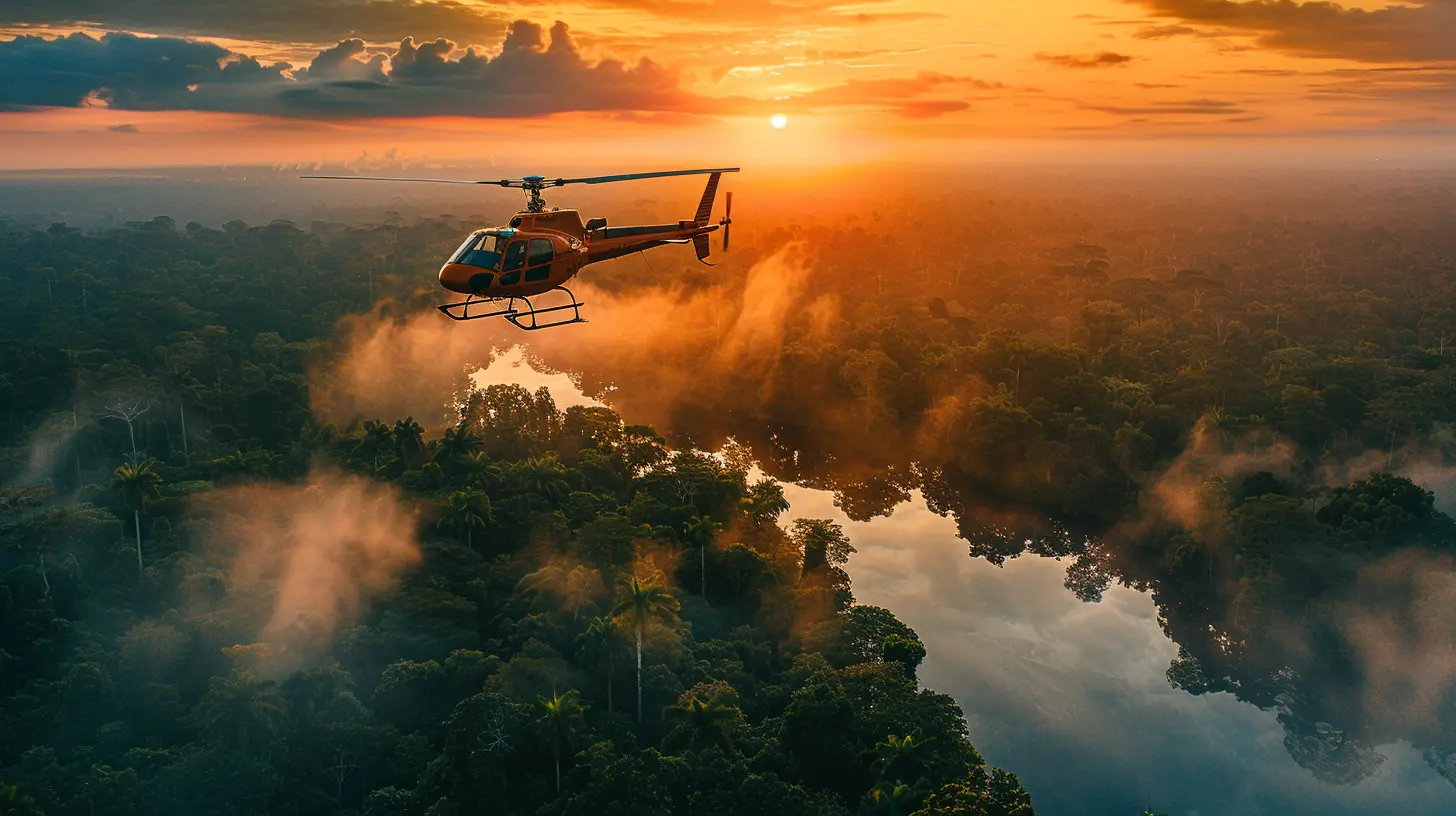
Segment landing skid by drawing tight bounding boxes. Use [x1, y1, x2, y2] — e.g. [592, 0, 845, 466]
[437, 285, 587, 331]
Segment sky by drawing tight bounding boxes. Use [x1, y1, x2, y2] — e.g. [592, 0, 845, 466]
[1, 1, 1455, 169]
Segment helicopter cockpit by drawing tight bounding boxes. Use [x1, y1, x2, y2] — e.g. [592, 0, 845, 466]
[449, 228, 518, 270]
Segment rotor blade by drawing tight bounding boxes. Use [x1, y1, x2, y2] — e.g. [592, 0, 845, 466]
[556, 167, 740, 186]
[301, 175, 492, 185]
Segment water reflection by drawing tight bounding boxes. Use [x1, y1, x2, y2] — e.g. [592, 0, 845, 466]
[782, 486, 1456, 816]
[474, 347, 1456, 814]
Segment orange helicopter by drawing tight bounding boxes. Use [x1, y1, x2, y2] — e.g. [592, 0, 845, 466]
[303, 167, 737, 330]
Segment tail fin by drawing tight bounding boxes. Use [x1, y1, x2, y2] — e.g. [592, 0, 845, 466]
[693, 234, 712, 265]
[693, 172, 722, 225]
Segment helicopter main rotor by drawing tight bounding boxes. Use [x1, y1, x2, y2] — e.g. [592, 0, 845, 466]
[303, 167, 739, 213]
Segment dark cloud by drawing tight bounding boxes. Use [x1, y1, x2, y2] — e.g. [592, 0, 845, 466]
[0, 0, 509, 47]
[0, 24, 690, 118]
[0, 0, 928, 43]
[107, 122, 138, 132]
[1036, 51, 1135, 68]
[1084, 98, 1249, 115]
[1303, 66, 1456, 109]
[1132, 0, 1456, 62]
[1133, 24, 1204, 39]
[0, 32, 287, 112]
[0, 24, 981, 121]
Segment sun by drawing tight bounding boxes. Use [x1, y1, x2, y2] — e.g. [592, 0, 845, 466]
[770, 114, 788, 130]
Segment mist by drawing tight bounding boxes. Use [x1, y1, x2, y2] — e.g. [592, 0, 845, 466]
[197, 468, 422, 676]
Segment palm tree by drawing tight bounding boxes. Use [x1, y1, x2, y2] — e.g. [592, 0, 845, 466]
[535, 690, 585, 794]
[194, 670, 290, 757]
[864, 781, 921, 816]
[356, 420, 394, 474]
[577, 616, 625, 713]
[394, 417, 425, 469]
[436, 425, 482, 469]
[515, 455, 570, 509]
[741, 478, 790, 528]
[661, 696, 739, 754]
[112, 458, 162, 571]
[610, 575, 680, 724]
[872, 733, 936, 784]
[683, 515, 722, 598]
[437, 489, 493, 550]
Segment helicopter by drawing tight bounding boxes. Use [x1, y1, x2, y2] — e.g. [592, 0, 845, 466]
[303, 167, 737, 330]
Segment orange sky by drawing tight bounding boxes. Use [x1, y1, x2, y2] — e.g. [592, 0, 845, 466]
[1, 1, 1453, 169]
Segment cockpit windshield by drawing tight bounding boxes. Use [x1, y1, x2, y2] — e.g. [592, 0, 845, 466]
[450, 231, 508, 270]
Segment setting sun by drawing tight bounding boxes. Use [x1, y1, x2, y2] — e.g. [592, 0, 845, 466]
[770, 114, 788, 130]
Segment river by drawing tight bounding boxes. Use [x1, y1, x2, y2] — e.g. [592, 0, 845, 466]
[476, 346, 1456, 816]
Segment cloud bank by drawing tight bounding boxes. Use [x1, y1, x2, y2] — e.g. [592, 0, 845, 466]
[0, 23, 982, 120]
[1133, 0, 1456, 62]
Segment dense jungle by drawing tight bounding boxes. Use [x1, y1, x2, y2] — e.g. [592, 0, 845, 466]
[3, 167, 1456, 814]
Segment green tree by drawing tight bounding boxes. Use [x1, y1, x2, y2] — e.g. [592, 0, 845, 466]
[577, 616, 625, 713]
[112, 458, 162, 571]
[611, 575, 681, 724]
[874, 733, 936, 784]
[437, 488, 493, 550]
[192, 670, 290, 757]
[683, 514, 722, 598]
[535, 690, 585, 794]
[393, 416, 425, 470]
[661, 695, 740, 754]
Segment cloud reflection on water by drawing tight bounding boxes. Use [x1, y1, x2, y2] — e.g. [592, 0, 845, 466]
[780, 485, 1456, 816]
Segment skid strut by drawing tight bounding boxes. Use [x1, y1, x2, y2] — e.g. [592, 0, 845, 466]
[437, 285, 587, 331]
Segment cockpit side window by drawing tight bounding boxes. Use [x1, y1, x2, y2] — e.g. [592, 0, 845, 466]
[525, 238, 554, 282]
[461, 234, 504, 269]
[502, 241, 527, 271]
[499, 240, 527, 285]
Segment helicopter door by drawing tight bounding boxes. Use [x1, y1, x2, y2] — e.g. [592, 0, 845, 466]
[525, 238, 554, 282]
[499, 240, 527, 285]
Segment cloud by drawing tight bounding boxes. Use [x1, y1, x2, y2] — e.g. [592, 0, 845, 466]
[1131, 0, 1456, 62]
[767, 71, 991, 119]
[0, 0, 930, 43]
[515, 0, 940, 26]
[1301, 66, 1456, 112]
[106, 122, 138, 132]
[711, 41, 992, 84]
[1084, 97, 1250, 115]
[0, 24, 691, 119]
[1037, 51, 1135, 68]
[1134, 24, 1206, 39]
[0, 31, 288, 112]
[0, 26, 982, 121]
[0, 0, 510, 47]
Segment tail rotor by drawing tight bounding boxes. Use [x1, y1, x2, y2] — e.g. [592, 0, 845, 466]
[720, 191, 733, 251]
